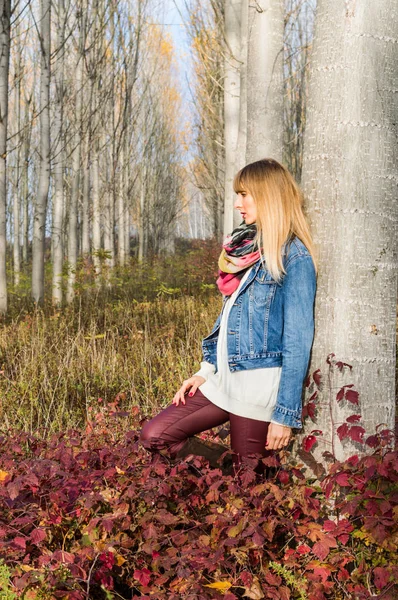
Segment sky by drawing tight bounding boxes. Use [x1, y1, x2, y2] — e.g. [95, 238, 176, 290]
[157, 0, 196, 161]
[160, 0, 193, 104]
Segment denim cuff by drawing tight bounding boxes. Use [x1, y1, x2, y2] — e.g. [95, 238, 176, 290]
[271, 404, 302, 429]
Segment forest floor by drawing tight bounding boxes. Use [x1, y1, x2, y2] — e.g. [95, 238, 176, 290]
[0, 242, 397, 599]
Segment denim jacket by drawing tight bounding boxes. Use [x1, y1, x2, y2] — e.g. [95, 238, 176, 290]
[201, 236, 317, 428]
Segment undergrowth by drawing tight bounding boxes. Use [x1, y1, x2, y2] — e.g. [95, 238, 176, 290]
[0, 407, 396, 599]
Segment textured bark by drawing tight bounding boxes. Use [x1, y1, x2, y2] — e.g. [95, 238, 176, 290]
[52, 0, 66, 305]
[32, 0, 51, 304]
[67, 7, 84, 304]
[21, 83, 32, 265]
[13, 27, 22, 286]
[0, 0, 11, 313]
[301, 0, 398, 460]
[81, 135, 90, 256]
[117, 146, 125, 265]
[223, 0, 241, 237]
[234, 0, 248, 176]
[246, 0, 284, 162]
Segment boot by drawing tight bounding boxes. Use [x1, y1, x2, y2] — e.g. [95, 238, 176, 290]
[175, 436, 232, 472]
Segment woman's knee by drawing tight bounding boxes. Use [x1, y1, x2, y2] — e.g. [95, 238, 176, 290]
[139, 418, 164, 450]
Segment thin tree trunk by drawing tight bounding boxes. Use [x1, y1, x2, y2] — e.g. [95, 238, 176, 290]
[67, 7, 84, 304]
[246, 0, 284, 162]
[117, 146, 125, 265]
[0, 0, 11, 313]
[138, 164, 145, 262]
[81, 135, 90, 256]
[91, 147, 101, 275]
[235, 0, 248, 173]
[223, 0, 241, 237]
[22, 85, 32, 265]
[32, 0, 51, 304]
[52, 0, 66, 305]
[301, 0, 397, 462]
[13, 26, 22, 286]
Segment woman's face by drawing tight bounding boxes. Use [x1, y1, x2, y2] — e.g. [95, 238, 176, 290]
[234, 190, 257, 224]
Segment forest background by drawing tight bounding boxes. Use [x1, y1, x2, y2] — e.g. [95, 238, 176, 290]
[0, 0, 397, 598]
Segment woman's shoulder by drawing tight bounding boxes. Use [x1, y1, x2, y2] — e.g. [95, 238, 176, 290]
[283, 235, 312, 265]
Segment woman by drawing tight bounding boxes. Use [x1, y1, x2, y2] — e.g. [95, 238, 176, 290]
[140, 158, 317, 475]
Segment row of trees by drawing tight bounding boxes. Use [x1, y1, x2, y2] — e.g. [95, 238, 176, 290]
[0, 0, 187, 310]
[186, 0, 314, 238]
[188, 0, 396, 458]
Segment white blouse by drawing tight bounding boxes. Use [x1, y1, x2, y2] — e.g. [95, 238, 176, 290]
[193, 267, 283, 423]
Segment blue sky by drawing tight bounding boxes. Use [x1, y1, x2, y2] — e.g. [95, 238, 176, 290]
[160, 1, 193, 101]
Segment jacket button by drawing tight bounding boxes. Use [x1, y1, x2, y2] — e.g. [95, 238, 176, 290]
[228, 330, 235, 334]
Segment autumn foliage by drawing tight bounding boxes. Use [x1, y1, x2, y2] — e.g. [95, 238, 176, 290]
[0, 400, 397, 600]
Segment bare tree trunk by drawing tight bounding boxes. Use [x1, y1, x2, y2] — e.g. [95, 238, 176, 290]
[223, 0, 241, 237]
[138, 165, 145, 262]
[246, 0, 284, 162]
[52, 0, 66, 305]
[32, 0, 51, 304]
[67, 7, 84, 304]
[22, 85, 32, 266]
[0, 0, 11, 313]
[81, 134, 90, 256]
[233, 0, 248, 230]
[117, 146, 125, 265]
[301, 0, 397, 462]
[13, 26, 22, 286]
[235, 0, 248, 173]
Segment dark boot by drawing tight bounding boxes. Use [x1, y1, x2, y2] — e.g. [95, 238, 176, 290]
[175, 436, 232, 472]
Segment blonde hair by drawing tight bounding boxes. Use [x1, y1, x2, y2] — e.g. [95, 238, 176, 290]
[233, 158, 318, 283]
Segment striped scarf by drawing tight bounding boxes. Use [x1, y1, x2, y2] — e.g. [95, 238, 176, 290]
[216, 222, 261, 296]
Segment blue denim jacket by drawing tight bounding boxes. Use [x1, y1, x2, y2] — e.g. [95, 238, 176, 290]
[201, 236, 317, 428]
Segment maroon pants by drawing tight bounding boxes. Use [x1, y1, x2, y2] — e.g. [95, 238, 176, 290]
[139, 388, 273, 470]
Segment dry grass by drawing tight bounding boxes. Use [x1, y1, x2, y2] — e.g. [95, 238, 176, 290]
[0, 292, 222, 434]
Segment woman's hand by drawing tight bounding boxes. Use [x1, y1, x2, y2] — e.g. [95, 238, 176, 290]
[172, 376, 206, 406]
[266, 422, 292, 450]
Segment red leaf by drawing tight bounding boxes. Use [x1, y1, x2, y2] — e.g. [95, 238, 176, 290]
[52, 550, 75, 564]
[337, 423, 349, 441]
[345, 389, 359, 404]
[7, 481, 21, 500]
[346, 414, 361, 423]
[348, 426, 365, 443]
[336, 388, 345, 401]
[264, 570, 282, 586]
[335, 473, 350, 486]
[313, 369, 321, 387]
[297, 544, 311, 554]
[30, 528, 46, 544]
[303, 435, 317, 452]
[365, 435, 379, 448]
[306, 402, 316, 419]
[373, 567, 392, 590]
[13, 537, 26, 550]
[278, 470, 289, 485]
[312, 540, 330, 561]
[134, 568, 151, 587]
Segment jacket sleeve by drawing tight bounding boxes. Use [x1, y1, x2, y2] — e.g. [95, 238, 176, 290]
[271, 254, 316, 428]
[193, 361, 216, 381]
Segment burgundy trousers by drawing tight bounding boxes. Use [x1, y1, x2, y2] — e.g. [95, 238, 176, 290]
[139, 388, 273, 470]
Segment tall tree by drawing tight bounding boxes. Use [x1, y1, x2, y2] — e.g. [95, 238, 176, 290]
[32, 0, 51, 303]
[0, 0, 11, 313]
[66, 3, 84, 304]
[223, 0, 241, 237]
[246, 0, 284, 163]
[52, 0, 66, 305]
[301, 0, 397, 461]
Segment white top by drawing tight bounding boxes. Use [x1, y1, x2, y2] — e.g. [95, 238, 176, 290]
[193, 267, 283, 424]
